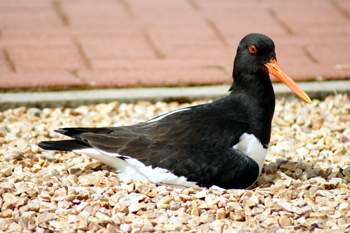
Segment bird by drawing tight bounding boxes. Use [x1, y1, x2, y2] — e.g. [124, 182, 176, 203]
[38, 33, 311, 189]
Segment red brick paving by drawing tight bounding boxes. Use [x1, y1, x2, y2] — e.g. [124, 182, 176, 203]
[1, 71, 84, 90]
[0, 0, 350, 91]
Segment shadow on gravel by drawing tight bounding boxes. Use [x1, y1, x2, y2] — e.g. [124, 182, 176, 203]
[252, 158, 349, 189]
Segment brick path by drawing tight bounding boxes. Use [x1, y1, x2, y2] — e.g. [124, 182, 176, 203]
[0, 0, 350, 91]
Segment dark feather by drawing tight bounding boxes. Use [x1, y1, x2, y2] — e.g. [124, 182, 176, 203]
[38, 97, 255, 188]
[38, 140, 90, 151]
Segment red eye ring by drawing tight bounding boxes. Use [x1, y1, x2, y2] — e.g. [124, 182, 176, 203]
[249, 45, 257, 53]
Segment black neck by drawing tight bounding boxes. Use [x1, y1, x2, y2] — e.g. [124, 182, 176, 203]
[229, 73, 275, 146]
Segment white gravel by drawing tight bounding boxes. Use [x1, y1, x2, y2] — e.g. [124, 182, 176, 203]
[0, 95, 349, 232]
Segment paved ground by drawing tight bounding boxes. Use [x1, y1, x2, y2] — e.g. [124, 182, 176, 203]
[0, 0, 350, 91]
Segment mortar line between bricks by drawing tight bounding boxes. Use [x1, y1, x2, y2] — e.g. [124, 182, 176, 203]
[3, 49, 16, 72]
[303, 47, 319, 64]
[118, 0, 165, 58]
[268, 9, 295, 36]
[52, 0, 70, 26]
[73, 39, 92, 69]
[206, 19, 229, 47]
[187, 0, 200, 10]
[118, 0, 137, 18]
[141, 29, 166, 59]
[329, 0, 350, 21]
[186, 0, 229, 47]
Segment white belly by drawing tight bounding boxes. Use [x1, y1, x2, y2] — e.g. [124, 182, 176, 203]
[73, 148, 200, 189]
[233, 133, 268, 174]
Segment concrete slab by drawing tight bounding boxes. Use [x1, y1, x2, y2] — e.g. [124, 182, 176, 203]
[1, 80, 349, 111]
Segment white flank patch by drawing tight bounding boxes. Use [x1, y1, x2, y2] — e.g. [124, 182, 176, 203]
[124, 157, 200, 188]
[233, 133, 268, 174]
[73, 148, 200, 189]
[147, 108, 191, 123]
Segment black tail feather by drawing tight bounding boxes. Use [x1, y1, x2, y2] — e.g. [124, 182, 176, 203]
[39, 128, 112, 152]
[55, 127, 112, 139]
[38, 140, 91, 151]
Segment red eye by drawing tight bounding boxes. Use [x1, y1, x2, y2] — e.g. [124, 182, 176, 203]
[249, 45, 257, 53]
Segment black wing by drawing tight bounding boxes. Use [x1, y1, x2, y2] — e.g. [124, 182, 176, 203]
[39, 99, 254, 188]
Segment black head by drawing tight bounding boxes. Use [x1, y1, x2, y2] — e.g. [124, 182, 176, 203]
[232, 33, 276, 81]
[230, 33, 311, 103]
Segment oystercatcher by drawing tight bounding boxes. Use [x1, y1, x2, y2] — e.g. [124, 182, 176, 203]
[39, 33, 311, 189]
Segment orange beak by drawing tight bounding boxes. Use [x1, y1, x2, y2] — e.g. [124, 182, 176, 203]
[265, 59, 311, 103]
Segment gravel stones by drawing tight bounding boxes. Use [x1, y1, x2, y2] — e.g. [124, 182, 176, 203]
[0, 95, 350, 232]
